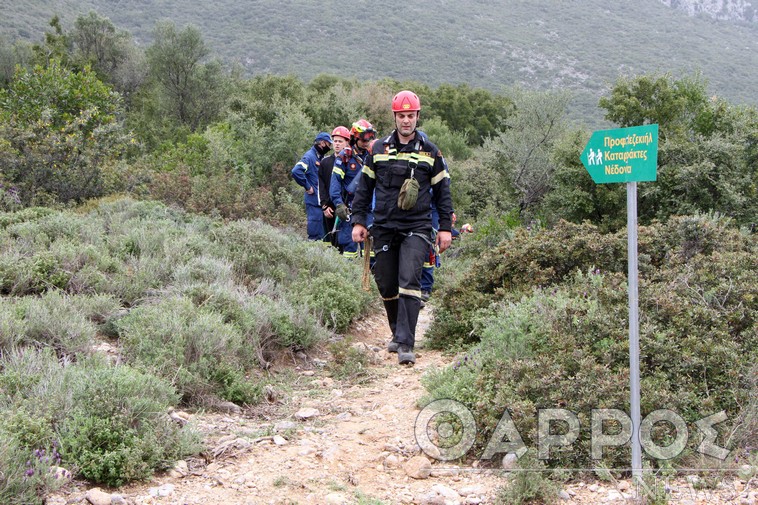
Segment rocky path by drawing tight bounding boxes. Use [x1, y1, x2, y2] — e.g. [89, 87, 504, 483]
[49, 307, 755, 505]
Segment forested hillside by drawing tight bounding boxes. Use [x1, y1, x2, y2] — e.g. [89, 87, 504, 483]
[1, 0, 757, 122]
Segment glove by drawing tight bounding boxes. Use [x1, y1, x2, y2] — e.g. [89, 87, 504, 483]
[339, 147, 352, 164]
[335, 203, 350, 221]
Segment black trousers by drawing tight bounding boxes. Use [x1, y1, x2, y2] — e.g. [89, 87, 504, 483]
[371, 226, 431, 348]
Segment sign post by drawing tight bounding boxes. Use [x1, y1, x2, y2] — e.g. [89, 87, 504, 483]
[581, 124, 658, 481]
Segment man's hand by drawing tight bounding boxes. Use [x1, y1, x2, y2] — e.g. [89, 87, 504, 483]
[306, 187, 314, 195]
[323, 206, 334, 218]
[335, 204, 350, 221]
[436, 230, 452, 253]
[340, 146, 353, 164]
[352, 223, 368, 243]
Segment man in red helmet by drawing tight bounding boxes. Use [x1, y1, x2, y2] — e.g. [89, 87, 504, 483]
[319, 126, 351, 248]
[351, 91, 453, 365]
[330, 119, 377, 259]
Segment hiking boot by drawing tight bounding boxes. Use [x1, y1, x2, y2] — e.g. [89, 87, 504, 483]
[397, 345, 415, 365]
[387, 341, 399, 353]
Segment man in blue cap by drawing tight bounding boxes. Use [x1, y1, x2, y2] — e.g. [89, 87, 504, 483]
[291, 132, 332, 240]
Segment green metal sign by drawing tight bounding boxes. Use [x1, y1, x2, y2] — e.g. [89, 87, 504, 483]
[581, 124, 659, 184]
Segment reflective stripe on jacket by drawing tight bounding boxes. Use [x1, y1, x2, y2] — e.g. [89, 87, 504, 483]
[351, 130, 452, 232]
[290, 145, 323, 206]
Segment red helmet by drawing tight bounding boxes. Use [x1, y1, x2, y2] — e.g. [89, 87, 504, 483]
[350, 119, 376, 142]
[331, 126, 350, 141]
[391, 90, 421, 112]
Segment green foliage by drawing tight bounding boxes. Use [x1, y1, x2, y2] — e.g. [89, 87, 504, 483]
[425, 82, 513, 145]
[423, 214, 757, 469]
[419, 118, 472, 161]
[0, 58, 129, 206]
[0, 197, 392, 489]
[69, 11, 143, 95]
[292, 271, 372, 332]
[143, 21, 226, 133]
[115, 295, 248, 403]
[0, 35, 33, 87]
[598, 73, 711, 140]
[0, 291, 97, 357]
[428, 220, 626, 348]
[0, 349, 199, 490]
[0, 206, 54, 229]
[57, 359, 200, 486]
[495, 450, 559, 505]
[480, 87, 571, 213]
[540, 129, 627, 231]
[541, 73, 758, 231]
[0, 436, 68, 505]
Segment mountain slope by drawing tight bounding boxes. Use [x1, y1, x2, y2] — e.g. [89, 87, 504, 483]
[2, 0, 757, 121]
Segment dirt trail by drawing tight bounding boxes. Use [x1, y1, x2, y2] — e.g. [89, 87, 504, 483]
[50, 306, 753, 505]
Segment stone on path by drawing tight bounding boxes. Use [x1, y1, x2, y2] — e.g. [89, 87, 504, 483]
[404, 455, 432, 479]
[294, 407, 320, 420]
[84, 488, 112, 505]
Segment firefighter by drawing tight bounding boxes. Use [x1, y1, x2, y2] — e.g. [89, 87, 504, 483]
[320, 126, 351, 248]
[351, 91, 453, 365]
[349, 119, 376, 164]
[331, 119, 377, 259]
[291, 132, 332, 240]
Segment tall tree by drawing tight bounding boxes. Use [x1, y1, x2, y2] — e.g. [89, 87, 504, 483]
[145, 22, 225, 132]
[481, 88, 570, 214]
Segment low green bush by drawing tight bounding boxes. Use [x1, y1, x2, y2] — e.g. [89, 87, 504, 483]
[116, 295, 246, 404]
[428, 214, 755, 349]
[293, 271, 372, 332]
[423, 214, 757, 470]
[0, 207, 54, 229]
[495, 450, 559, 505]
[0, 350, 199, 493]
[57, 360, 201, 487]
[0, 435, 68, 505]
[12, 291, 97, 357]
[248, 294, 328, 350]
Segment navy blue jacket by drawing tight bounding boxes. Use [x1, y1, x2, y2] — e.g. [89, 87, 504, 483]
[291, 145, 324, 207]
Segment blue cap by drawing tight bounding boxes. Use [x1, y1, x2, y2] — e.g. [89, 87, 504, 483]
[314, 132, 332, 144]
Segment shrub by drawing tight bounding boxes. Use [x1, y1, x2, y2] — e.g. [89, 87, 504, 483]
[495, 450, 559, 505]
[0, 207, 54, 229]
[423, 214, 757, 470]
[57, 360, 201, 487]
[248, 294, 328, 351]
[0, 435, 68, 505]
[427, 220, 626, 349]
[293, 271, 372, 332]
[0, 349, 199, 490]
[0, 298, 26, 350]
[115, 295, 246, 404]
[15, 290, 96, 357]
[0, 59, 129, 206]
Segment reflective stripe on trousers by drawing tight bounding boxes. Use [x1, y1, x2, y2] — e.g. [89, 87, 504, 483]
[371, 228, 430, 348]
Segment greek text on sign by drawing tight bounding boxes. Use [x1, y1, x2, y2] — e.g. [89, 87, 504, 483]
[581, 124, 659, 184]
